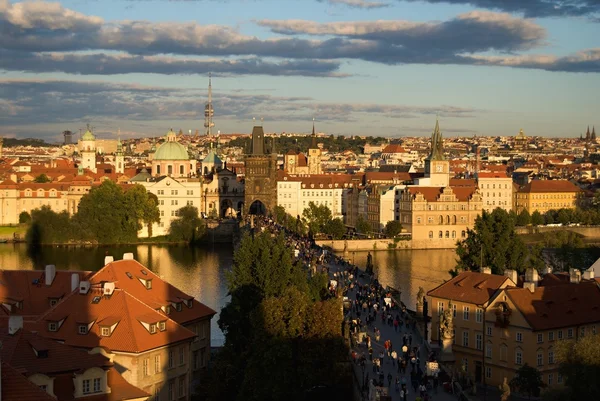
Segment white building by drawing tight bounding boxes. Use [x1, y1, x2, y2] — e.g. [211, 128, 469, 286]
[476, 172, 514, 212]
[79, 128, 97, 173]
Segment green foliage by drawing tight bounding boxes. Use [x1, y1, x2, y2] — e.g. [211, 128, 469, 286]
[273, 205, 287, 224]
[2, 137, 53, 147]
[549, 334, 600, 401]
[208, 207, 218, 219]
[510, 364, 545, 399]
[33, 174, 51, 183]
[26, 206, 73, 245]
[356, 214, 371, 235]
[455, 209, 529, 275]
[384, 220, 402, 238]
[19, 211, 31, 224]
[516, 209, 531, 226]
[531, 211, 544, 226]
[541, 231, 594, 271]
[302, 202, 332, 236]
[324, 218, 346, 239]
[169, 206, 206, 244]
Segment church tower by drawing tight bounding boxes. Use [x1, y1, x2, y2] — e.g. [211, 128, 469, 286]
[115, 132, 124, 174]
[424, 119, 449, 187]
[79, 124, 97, 173]
[307, 120, 322, 175]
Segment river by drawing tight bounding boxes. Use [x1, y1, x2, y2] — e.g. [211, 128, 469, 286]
[0, 243, 456, 346]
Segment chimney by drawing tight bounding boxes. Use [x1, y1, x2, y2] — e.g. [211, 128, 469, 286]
[570, 268, 582, 284]
[481, 267, 492, 275]
[45, 265, 56, 286]
[71, 273, 80, 292]
[103, 282, 115, 296]
[8, 315, 23, 335]
[104, 256, 114, 265]
[542, 266, 553, 276]
[504, 269, 518, 285]
[525, 268, 539, 284]
[583, 268, 595, 280]
[123, 253, 134, 260]
[79, 281, 91, 295]
[523, 282, 536, 293]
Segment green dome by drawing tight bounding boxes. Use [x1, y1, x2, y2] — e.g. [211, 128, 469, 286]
[202, 150, 222, 164]
[154, 132, 189, 161]
[81, 130, 95, 141]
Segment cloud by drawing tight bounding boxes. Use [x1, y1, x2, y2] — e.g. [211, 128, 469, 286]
[469, 48, 600, 72]
[321, 0, 390, 9]
[0, 50, 347, 77]
[398, 0, 600, 19]
[0, 79, 478, 129]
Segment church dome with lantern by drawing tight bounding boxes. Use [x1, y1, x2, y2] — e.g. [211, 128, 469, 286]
[151, 129, 197, 177]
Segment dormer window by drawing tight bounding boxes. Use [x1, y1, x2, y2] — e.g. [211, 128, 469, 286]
[49, 298, 59, 307]
[100, 326, 111, 337]
[37, 349, 49, 358]
[159, 321, 166, 331]
[48, 322, 57, 332]
[78, 325, 88, 335]
[176, 302, 182, 312]
[150, 324, 157, 334]
[187, 300, 193, 308]
[146, 279, 152, 289]
[165, 305, 171, 315]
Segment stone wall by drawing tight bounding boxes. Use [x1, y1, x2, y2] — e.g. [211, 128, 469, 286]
[316, 239, 411, 252]
[515, 225, 600, 238]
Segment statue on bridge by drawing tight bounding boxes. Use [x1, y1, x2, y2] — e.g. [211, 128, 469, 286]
[440, 301, 454, 340]
[365, 252, 374, 275]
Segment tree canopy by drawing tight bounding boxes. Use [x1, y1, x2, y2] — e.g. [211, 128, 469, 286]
[385, 220, 402, 238]
[169, 206, 206, 244]
[302, 202, 333, 236]
[34, 174, 51, 183]
[356, 215, 371, 235]
[510, 364, 545, 399]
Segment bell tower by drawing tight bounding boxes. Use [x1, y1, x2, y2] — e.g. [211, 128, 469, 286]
[307, 119, 322, 175]
[424, 119, 449, 187]
[115, 130, 124, 174]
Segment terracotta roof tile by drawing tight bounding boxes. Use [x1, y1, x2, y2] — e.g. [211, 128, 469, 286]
[53, 367, 149, 401]
[427, 271, 513, 305]
[1, 362, 56, 401]
[382, 144, 407, 154]
[519, 180, 581, 193]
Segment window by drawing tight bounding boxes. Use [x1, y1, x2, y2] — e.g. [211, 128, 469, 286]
[486, 344, 492, 358]
[593, 326, 597, 335]
[146, 280, 152, 289]
[500, 345, 508, 361]
[463, 306, 470, 320]
[438, 231, 443, 238]
[516, 332, 523, 343]
[485, 367, 492, 379]
[548, 373, 553, 386]
[462, 358, 468, 373]
[548, 331, 554, 341]
[445, 231, 449, 238]
[150, 324, 156, 334]
[48, 322, 57, 332]
[179, 347, 185, 365]
[143, 358, 149, 376]
[438, 302, 445, 315]
[154, 355, 161, 373]
[463, 331, 469, 347]
[476, 308, 483, 323]
[516, 350, 523, 365]
[93, 378, 101, 393]
[537, 333, 543, 343]
[159, 321, 166, 331]
[78, 325, 88, 335]
[178, 376, 186, 397]
[558, 330, 563, 340]
[187, 200, 193, 206]
[461, 230, 466, 238]
[168, 381, 175, 401]
[101, 327, 110, 337]
[452, 303, 457, 318]
[200, 347, 207, 367]
[558, 373, 563, 384]
[83, 379, 91, 394]
[193, 350, 199, 370]
[49, 298, 58, 307]
[548, 350, 554, 364]
[180, 165, 184, 175]
[168, 350, 174, 369]
[476, 333, 483, 350]
[580, 327, 585, 337]
[486, 325, 492, 337]
[537, 351, 543, 367]
[567, 328, 573, 339]
[429, 231, 433, 239]
[168, 165, 173, 175]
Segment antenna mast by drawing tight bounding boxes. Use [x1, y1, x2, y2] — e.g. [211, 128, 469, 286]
[204, 73, 215, 136]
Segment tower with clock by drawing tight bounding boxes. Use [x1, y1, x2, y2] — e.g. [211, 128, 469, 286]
[424, 119, 450, 187]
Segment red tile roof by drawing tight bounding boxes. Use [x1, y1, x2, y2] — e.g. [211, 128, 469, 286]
[90, 259, 216, 325]
[382, 144, 407, 154]
[519, 180, 581, 193]
[1, 362, 56, 401]
[427, 272, 513, 305]
[505, 281, 600, 331]
[407, 186, 479, 202]
[54, 367, 149, 401]
[477, 172, 509, 178]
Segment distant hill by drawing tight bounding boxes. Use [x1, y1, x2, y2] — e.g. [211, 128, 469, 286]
[3, 137, 56, 147]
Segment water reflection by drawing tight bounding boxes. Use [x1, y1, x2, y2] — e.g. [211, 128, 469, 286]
[0, 243, 232, 346]
[339, 249, 455, 310]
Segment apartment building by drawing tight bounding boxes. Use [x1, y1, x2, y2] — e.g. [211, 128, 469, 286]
[515, 180, 581, 214]
[477, 172, 514, 212]
[428, 269, 600, 390]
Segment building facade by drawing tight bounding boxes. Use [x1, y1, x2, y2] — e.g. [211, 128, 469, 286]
[515, 180, 581, 214]
[244, 126, 277, 215]
[477, 172, 514, 213]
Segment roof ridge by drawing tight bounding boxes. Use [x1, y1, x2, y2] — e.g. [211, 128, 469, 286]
[119, 290, 140, 352]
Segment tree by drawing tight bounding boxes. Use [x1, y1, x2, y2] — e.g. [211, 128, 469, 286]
[208, 207, 219, 219]
[26, 206, 72, 245]
[557, 209, 570, 225]
[531, 211, 544, 226]
[124, 184, 160, 238]
[33, 174, 51, 183]
[273, 205, 287, 224]
[384, 220, 402, 238]
[455, 209, 529, 275]
[516, 209, 531, 226]
[169, 206, 206, 243]
[19, 211, 31, 224]
[547, 334, 600, 401]
[510, 364, 545, 399]
[356, 215, 371, 235]
[302, 202, 332, 236]
[324, 218, 346, 239]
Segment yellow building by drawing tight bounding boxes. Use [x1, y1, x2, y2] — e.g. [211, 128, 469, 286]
[428, 269, 600, 391]
[515, 180, 581, 214]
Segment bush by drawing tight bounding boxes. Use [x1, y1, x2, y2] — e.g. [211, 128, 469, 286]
[19, 211, 31, 224]
[384, 220, 402, 238]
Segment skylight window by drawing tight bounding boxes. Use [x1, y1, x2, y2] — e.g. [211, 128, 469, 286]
[91, 296, 101, 304]
[48, 322, 57, 332]
[141, 270, 148, 276]
[125, 272, 133, 279]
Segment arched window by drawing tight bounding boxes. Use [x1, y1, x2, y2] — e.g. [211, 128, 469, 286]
[452, 231, 456, 238]
[429, 231, 433, 239]
[461, 230, 466, 238]
[167, 165, 173, 175]
[438, 231, 443, 238]
[439, 215, 444, 224]
[453, 215, 457, 224]
[179, 165, 184, 175]
[417, 217, 422, 224]
[156, 165, 161, 175]
[446, 215, 450, 225]
[445, 231, 450, 238]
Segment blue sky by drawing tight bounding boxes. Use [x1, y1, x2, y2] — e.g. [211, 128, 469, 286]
[0, 0, 599, 141]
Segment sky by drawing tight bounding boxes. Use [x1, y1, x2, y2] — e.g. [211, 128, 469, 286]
[0, 0, 599, 142]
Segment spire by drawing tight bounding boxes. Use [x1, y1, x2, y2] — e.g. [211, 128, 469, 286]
[310, 118, 317, 149]
[429, 117, 445, 161]
[592, 126, 596, 140]
[116, 128, 123, 155]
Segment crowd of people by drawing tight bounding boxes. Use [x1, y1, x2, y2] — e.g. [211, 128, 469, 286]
[245, 214, 442, 401]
